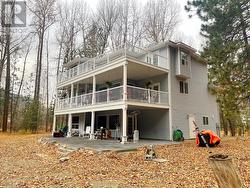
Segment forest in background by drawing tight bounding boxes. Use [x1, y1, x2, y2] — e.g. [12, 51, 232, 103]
[0, 0, 249, 135]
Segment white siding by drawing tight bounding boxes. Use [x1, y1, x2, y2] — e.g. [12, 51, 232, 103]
[170, 48, 219, 139]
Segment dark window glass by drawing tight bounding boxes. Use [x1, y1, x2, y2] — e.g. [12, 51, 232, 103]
[184, 82, 188, 94]
[179, 81, 184, 93]
[203, 117, 208, 125]
[72, 116, 79, 123]
[109, 115, 120, 129]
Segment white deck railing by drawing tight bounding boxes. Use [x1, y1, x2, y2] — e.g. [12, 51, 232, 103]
[55, 86, 168, 111]
[127, 86, 169, 105]
[57, 45, 168, 84]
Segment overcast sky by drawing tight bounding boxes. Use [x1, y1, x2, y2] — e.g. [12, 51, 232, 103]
[85, 0, 204, 49]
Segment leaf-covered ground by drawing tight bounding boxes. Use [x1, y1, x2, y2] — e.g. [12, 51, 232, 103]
[0, 134, 249, 188]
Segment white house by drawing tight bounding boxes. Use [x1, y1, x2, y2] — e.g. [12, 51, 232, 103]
[53, 41, 219, 143]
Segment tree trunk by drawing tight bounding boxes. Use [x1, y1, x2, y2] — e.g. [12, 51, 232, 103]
[221, 113, 228, 136]
[0, 60, 5, 84]
[33, 26, 45, 132]
[2, 29, 11, 132]
[228, 119, 236, 136]
[56, 41, 63, 77]
[209, 155, 242, 188]
[45, 32, 49, 132]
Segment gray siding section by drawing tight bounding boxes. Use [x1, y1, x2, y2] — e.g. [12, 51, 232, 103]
[138, 109, 169, 140]
[170, 47, 219, 139]
[136, 74, 168, 92]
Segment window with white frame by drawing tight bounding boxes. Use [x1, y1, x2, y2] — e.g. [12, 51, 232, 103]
[146, 54, 152, 63]
[203, 116, 209, 125]
[179, 81, 188, 94]
[181, 51, 189, 66]
[72, 116, 79, 129]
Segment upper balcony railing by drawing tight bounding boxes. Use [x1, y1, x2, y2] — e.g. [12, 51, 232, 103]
[57, 45, 168, 84]
[55, 85, 169, 111]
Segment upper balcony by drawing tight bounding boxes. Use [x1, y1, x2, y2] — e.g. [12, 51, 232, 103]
[55, 85, 169, 114]
[57, 45, 169, 86]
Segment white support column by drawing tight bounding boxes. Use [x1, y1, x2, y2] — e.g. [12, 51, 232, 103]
[121, 107, 128, 144]
[135, 114, 138, 130]
[71, 84, 74, 98]
[90, 111, 95, 140]
[70, 84, 74, 108]
[52, 114, 56, 135]
[76, 83, 79, 97]
[82, 113, 86, 135]
[67, 114, 72, 137]
[92, 76, 96, 105]
[167, 46, 173, 141]
[123, 62, 128, 101]
[79, 113, 86, 137]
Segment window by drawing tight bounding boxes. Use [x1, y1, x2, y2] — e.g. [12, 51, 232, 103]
[180, 81, 188, 94]
[72, 116, 79, 123]
[153, 54, 158, 66]
[72, 116, 79, 129]
[181, 51, 188, 66]
[184, 82, 188, 94]
[179, 81, 184, 93]
[146, 54, 152, 63]
[203, 116, 209, 125]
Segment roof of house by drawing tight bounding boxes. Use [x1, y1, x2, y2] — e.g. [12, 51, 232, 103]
[64, 40, 206, 68]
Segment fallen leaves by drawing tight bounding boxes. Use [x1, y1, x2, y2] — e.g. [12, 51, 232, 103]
[0, 134, 249, 187]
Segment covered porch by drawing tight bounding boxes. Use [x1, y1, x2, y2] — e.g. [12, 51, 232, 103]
[53, 105, 170, 144]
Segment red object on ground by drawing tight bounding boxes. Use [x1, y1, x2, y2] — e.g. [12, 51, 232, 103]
[196, 130, 221, 147]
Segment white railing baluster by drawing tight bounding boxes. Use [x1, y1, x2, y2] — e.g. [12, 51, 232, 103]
[55, 85, 169, 111]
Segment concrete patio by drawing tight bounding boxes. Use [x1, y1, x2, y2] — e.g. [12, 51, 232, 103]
[50, 137, 178, 152]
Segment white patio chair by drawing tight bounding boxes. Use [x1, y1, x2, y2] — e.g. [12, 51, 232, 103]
[83, 126, 91, 138]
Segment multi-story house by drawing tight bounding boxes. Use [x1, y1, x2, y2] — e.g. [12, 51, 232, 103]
[52, 41, 219, 143]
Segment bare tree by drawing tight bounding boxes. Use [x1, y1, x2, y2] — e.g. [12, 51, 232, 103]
[2, 1, 15, 132]
[110, 0, 144, 48]
[45, 31, 49, 132]
[96, 0, 120, 53]
[28, 0, 56, 131]
[143, 0, 180, 43]
[75, 0, 92, 51]
[10, 41, 32, 132]
[56, 1, 80, 65]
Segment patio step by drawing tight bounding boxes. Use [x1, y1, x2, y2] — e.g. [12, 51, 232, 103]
[58, 145, 77, 156]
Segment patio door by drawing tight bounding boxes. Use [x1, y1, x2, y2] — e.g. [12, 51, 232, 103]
[188, 114, 196, 139]
[149, 83, 160, 103]
[97, 116, 107, 129]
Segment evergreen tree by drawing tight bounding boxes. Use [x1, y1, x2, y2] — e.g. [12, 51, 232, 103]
[185, 0, 250, 135]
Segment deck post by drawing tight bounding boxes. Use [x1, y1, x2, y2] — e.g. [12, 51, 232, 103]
[82, 113, 86, 135]
[79, 113, 86, 137]
[123, 62, 128, 101]
[67, 113, 72, 137]
[52, 114, 56, 135]
[70, 84, 74, 108]
[92, 75, 96, 105]
[90, 111, 95, 140]
[121, 107, 128, 144]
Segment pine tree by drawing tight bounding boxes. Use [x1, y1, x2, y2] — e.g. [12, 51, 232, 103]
[185, 0, 250, 136]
